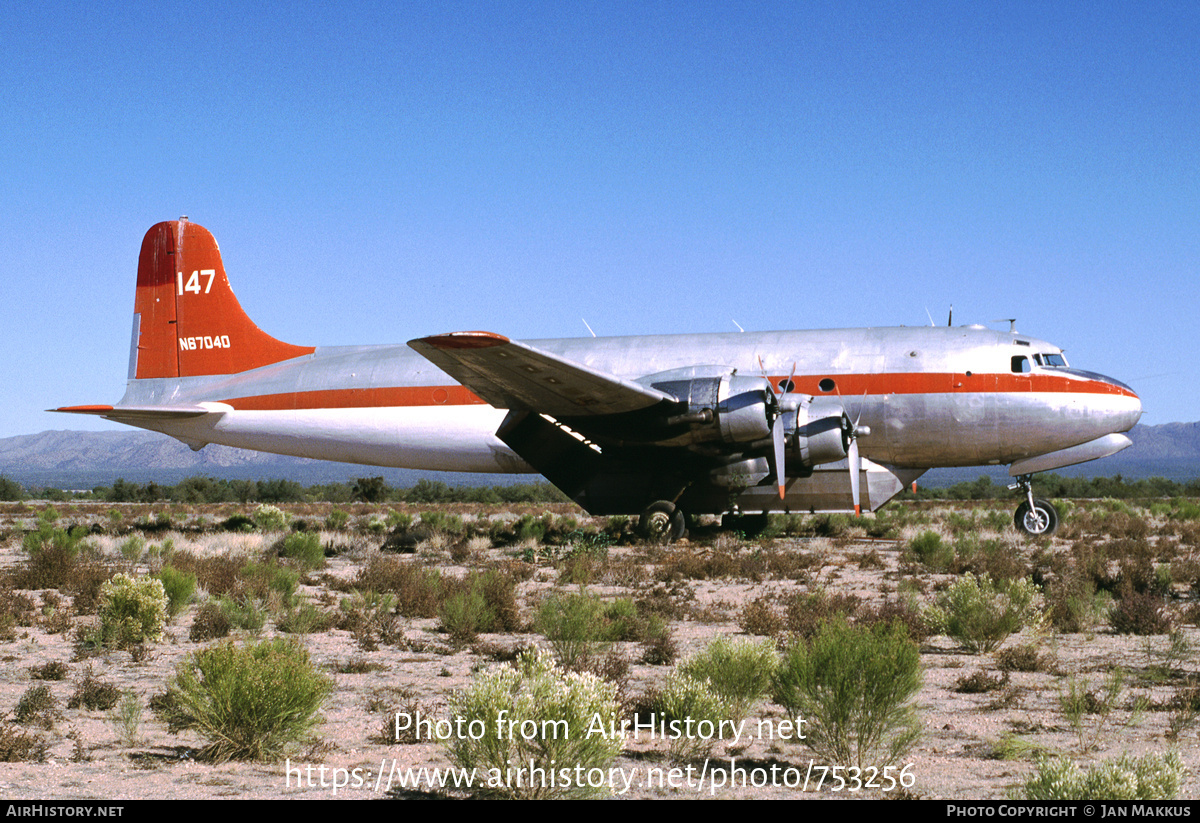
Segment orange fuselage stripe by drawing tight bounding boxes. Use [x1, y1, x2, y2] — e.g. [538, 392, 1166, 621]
[219, 372, 1133, 411]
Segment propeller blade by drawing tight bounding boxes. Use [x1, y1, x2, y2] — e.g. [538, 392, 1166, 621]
[848, 435, 861, 516]
[771, 413, 786, 500]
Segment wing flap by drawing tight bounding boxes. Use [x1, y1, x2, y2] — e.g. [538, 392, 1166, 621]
[408, 332, 676, 417]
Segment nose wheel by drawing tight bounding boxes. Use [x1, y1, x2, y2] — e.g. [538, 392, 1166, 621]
[1014, 498, 1058, 536]
[1010, 475, 1058, 537]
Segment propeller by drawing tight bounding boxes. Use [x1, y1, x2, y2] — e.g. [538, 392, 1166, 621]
[838, 390, 871, 516]
[759, 358, 796, 500]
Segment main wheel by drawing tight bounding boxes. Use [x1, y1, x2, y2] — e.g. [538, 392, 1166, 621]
[639, 501, 687, 543]
[1014, 498, 1058, 537]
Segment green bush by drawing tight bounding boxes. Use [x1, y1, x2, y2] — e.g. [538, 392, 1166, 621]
[216, 594, 267, 634]
[118, 535, 146, 563]
[1020, 752, 1184, 800]
[928, 573, 1042, 653]
[653, 670, 734, 761]
[252, 504, 289, 532]
[165, 638, 332, 762]
[444, 646, 622, 798]
[535, 591, 623, 669]
[275, 532, 325, 572]
[678, 636, 778, 722]
[98, 574, 168, 647]
[440, 590, 493, 644]
[156, 566, 197, 618]
[324, 509, 350, 531]
[908, 530, 954, 570]
[773, 619, 922, 769]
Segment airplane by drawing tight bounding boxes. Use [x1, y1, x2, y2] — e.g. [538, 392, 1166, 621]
[54, 219, 1143, 541]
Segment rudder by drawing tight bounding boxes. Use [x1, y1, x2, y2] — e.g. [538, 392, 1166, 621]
[131, 219, 315, 379]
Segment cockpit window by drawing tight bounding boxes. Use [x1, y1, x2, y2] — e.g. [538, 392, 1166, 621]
[1011, 355, 1031, 373]
[1041, 353, 1067, 367]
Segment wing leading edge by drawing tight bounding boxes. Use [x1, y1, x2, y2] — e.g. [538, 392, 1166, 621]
[407, 331, 675, 417]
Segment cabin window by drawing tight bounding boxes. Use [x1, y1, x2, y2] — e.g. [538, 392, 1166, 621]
[818, 378, 836, 392]
[1011, 356, 1031, 373]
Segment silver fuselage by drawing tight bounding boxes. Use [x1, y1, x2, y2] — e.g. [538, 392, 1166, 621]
[114, 324, 1141, 474]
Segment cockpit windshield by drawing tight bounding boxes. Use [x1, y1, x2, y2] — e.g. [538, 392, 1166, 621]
[1033, 353, 1068, 368]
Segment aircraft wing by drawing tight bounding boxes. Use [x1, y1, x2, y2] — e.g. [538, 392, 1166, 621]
[408, 331, 676, 417]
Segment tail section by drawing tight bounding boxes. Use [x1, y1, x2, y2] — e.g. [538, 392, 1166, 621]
[131, 219, 315, 379]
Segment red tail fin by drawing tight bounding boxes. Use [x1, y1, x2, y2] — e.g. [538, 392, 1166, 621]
[132, 219, 315, 379]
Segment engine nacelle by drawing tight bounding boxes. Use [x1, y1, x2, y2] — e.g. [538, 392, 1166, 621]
[716, 374, 775, 443]
[785, 397, 850, 467]
[650, 373, 851, 465]
[655, 373, 774, 445]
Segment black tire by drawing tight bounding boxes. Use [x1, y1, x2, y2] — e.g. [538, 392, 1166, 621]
[1014, 498, 1059, 537]
[639, 501, 687, 543]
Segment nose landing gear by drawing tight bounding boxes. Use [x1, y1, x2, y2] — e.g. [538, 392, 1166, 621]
[1009, 475, 1059, 537]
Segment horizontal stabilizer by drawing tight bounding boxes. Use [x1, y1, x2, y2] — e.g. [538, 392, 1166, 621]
[408, 331, 675, 417]
[51, 404, 216, 420]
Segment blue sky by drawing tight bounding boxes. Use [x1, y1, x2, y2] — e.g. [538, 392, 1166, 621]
[5, 1, 1197, 437]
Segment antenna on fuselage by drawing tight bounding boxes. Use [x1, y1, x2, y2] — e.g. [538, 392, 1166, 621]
[732, 320, 745, 333]
[947, 305, 953, 327]
[581, 318, 596, 338]
[924, 308, 935, 327]
[993, 318, 1018, 333]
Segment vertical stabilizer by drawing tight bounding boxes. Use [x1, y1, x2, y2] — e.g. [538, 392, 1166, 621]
[132, 219, 315, 379]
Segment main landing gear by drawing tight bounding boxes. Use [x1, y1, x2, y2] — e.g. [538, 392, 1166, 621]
[638, 500, 688, 543]
[1009, 475, 1059, 537]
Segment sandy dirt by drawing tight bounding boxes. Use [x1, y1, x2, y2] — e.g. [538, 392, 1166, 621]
[0, 502, 1194, 801]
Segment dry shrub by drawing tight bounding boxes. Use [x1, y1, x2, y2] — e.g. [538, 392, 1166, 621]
[738, 597, 785, 637]
[352, 556, 443, 618]
[0, 721, 49, 762]
[189, 600, 232, 642]
[857, 598, 932, 643]
[0, 589, 38, 636]
[996, 644, 1051, 673]
[1044, 569, 1110, 634]
[785, 590, 861, 639]
[953, 669, 1010, 694]
[15, 685, 58, 728]
[338, 592, 403, 651]
[1170, 555, 1200, 591]
[657, 551, 739, 582]
[634, 582, 694, 622]
[10, 546, 115, 615]
[1109, 590, 1173, 635]
[68, 668, 121, 710]
[954, 535, 1030, 582]
[169, 551, 247, 598]
[640, 625, 678, 666]
[29, 661, 69, 681]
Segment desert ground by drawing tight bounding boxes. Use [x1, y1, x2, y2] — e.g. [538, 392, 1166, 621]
[0, 498, 1195, 801]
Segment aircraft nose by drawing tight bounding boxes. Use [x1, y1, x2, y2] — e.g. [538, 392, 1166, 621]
[1096, 374, 1142, 433]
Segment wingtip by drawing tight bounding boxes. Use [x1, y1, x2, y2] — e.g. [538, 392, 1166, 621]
[50, 405, 115, 415]
[411, 331, 511, 350]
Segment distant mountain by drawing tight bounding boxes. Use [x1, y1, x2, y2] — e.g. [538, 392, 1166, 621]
[0, 429, 509, 489]
[1, 422, 1197, 490]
